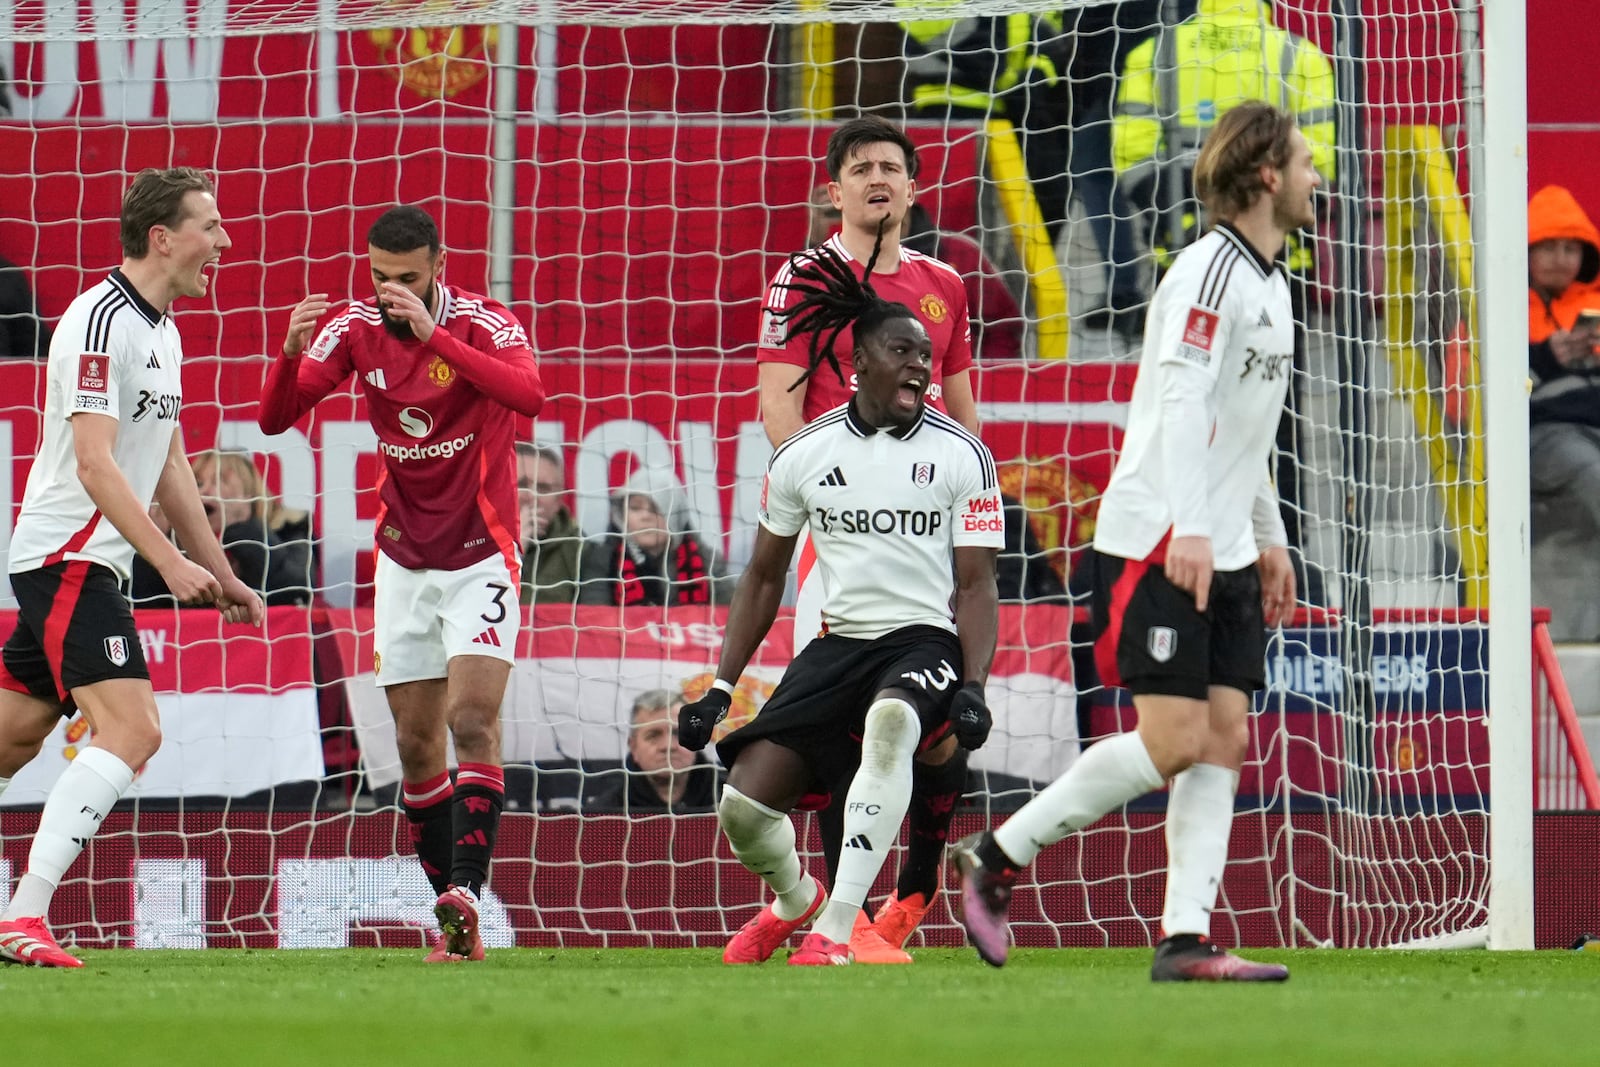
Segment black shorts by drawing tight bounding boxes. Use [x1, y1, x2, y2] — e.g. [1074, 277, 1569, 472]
[1090, 547, 1265, 700]
[716, 624, 964, 793]
[1, 560, 149, 712]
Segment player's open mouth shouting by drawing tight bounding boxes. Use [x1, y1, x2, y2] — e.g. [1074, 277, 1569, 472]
[897, 371, 926, 413]
[198, 254, 221, 292]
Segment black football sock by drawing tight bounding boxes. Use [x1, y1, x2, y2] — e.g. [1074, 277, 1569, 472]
[402, 772, 455, 898]
[450, 762, 505, 898]
[897, 751, 968, 901]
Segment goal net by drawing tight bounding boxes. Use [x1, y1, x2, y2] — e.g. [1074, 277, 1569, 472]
[0, 0, 1529, 951]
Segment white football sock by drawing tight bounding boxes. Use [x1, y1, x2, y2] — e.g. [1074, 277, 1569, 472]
[3, 747, 134, 920]
[812, 698, 918, 944]
[1160, 763, 1239, 938]
[994, 731, 1165, 868]
[718, 784, 818, 921]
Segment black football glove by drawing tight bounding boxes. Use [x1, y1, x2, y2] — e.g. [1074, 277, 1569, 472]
[677, 687, 733, 752]
[948, 682, 993, 751]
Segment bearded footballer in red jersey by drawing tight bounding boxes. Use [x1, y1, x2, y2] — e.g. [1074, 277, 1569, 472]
[259, 206, 544, 963]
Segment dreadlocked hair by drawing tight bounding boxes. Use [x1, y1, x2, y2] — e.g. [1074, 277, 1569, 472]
[772, 217, 917, 392]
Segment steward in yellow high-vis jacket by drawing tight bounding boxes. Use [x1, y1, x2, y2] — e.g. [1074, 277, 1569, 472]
[898, 2, 1071, 242]
[1112, 0, 1335, 273]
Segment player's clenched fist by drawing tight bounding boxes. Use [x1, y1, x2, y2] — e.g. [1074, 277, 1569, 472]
[677, 687, 733, 752]
[217, 574, 266, 627]
[160, 557, 224, 608]
[948, 682, 993, 750]
[282, 293, 332, 358]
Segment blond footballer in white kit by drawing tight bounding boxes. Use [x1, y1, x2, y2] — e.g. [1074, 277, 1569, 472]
[956, 102, 1318, 983]
[0, 169, 262, 967]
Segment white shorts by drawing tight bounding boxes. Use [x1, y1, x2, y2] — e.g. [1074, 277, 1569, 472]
[373, 552, 520, 687]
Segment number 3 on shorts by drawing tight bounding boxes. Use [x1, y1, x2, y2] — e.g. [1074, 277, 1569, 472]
[481, 581, 511, 625]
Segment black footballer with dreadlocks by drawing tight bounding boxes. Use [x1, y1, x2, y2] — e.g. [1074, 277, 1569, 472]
[770, 219, 920, 393]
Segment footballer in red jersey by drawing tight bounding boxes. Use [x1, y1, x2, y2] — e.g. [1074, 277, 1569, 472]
[260, 206, 544, 964]
[757, 119, 978, 445]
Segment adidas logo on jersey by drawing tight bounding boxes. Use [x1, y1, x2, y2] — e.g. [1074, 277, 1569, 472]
[1257, 308, 1273, 328]
[818, 466, 848, 487]
[364, 368, 388, 390]
[145, 352, 160, 369]
[472, 628, 502, 647]
[844, 834, 873, 851]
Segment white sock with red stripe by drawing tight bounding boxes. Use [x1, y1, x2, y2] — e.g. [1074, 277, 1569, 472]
[3, 747, 135, 920]
[1160, 763, 1239, 938]
[993, 731, 1165, 868]
[811, 698, 918, 944]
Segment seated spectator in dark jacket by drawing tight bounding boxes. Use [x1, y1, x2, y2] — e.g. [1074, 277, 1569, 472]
[517, 442, 582, 604]
[0, 251, 52, 359]
[1528, 185, 1600, 428]
[132, 449, 315, 607]
[584, 688, 721, 813]
[578, 469, 733, 607]
[1525, 186, 1600, 636]
[996, 493, 1068, 602]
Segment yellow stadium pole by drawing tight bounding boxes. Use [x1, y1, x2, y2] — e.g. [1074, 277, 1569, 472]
[797, 1, 834, 118]
[986, 118, 1067, 359]
[1382, 125, 1488, 608]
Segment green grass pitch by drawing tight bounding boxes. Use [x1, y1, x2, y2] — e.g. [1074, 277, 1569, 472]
[3, 947, 1592, 1066]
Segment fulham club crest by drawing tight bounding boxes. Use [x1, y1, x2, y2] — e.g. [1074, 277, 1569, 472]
[1147, 626, 1176, 663]
[912, 462, 936, 488]
[104, 636, 130, 667]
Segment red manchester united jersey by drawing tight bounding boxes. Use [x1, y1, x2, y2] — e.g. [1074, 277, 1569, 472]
[756, 234, 974, 422]
[260, 285, 545, 572]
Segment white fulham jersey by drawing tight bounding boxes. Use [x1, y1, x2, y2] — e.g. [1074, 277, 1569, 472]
[1094, 223, 1294, 570]
[760, 401, 1003, 639]
[10, 270, 185, 580]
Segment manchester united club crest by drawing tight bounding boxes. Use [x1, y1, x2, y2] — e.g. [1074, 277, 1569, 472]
[427, 355, 455, 388]
[997, 459, 1077, 583]
[1147, 626, 1177, 663]
[104, 635, 130, 666]
[919, 293, 948, 324]
[912, 462, 936, 488]
[366, 23, 497, 101]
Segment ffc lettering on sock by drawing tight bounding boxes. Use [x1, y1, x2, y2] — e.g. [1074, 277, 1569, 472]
[6, 748, 138, 915]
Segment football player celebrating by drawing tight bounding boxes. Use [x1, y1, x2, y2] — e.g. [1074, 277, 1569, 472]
[0, 168, 263, 967]
[758, 116, 982, 960]
[679, 224, 1003, 965]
